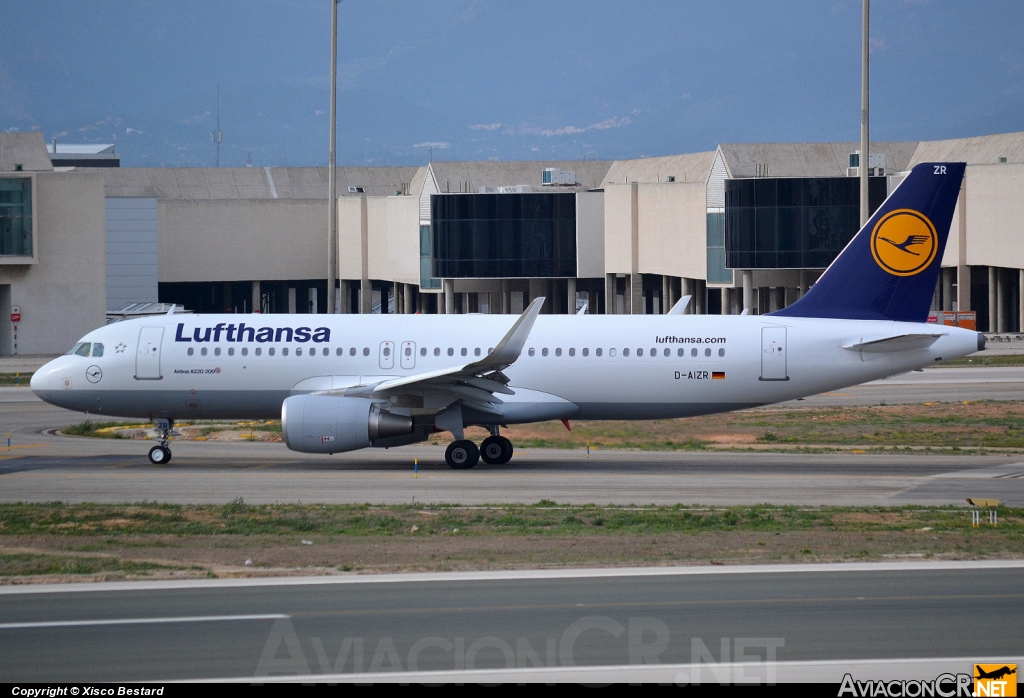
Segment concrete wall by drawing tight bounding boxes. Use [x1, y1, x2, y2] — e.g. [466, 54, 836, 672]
[964, 163, 1024, 269]
[158, 199, 328, 282]
[576, 191, 605, 278]
[337, 196, 365, 281]
[106, 198, 158, 309]
[0, 172, 106, 354]
[603, 184, 634, 275]
[368, 195, 420, 285]
[637, 182, 707, 279]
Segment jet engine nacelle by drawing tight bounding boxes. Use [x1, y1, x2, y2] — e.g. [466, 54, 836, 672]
[281, 394, 414, 454]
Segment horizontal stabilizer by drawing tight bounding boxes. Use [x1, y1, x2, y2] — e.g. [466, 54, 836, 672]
[842, 333, 946, 353]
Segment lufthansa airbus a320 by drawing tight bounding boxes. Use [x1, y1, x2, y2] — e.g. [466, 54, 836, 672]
[32, 162, 982, 469]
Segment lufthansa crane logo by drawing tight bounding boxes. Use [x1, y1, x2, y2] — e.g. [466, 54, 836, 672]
[870, 208, 939, 277]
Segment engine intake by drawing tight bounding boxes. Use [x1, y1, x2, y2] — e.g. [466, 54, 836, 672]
[282, 394, 413, 454]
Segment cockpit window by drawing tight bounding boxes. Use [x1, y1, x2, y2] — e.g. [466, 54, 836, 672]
[72, 343, 91, 357]
[91, 343, 104, 357]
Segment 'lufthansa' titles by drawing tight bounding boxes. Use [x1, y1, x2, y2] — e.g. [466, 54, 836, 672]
[174, 323, 330, 343]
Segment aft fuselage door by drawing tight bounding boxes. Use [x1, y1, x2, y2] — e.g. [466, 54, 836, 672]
[379, 341, 395, 370]
[760, 326, 788, 381]
[400, 341, 416, 370]
[135, 327, 164, 380]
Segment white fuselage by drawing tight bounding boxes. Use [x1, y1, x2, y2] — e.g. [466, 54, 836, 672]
[31, 312, 980, 423]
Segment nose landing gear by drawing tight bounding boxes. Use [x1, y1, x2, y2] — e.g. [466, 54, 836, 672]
[148, 418, 173, 465]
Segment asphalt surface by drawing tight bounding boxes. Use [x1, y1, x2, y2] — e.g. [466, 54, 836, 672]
[0, 366, 1023, 505]
[0, 563, 1020, 682]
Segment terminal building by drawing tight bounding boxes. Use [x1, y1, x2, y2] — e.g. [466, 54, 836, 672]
[1, 129, 1022, 355]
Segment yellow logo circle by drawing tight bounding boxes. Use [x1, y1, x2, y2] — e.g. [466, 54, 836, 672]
[869, 208, 938, 277]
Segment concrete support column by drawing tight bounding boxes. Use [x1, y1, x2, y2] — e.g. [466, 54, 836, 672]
[605, 274, 617, 315]
[501, 280, 511, 314]
[443, 279, 454, 315]
[798, 270, 808, 298]
[287, 287, 297, 314]
[989, 266, 998, 332]
[997, 268, 1006, 334]
[957, 265, 971, 313]
[772, 287, 784, 313]
[695, 280, 705, 314]
[630, 273, 643, 314]
[338, 280, 349, 314]
[567, 277, 577, 315]
[942, 268, 954, 312]
[251, 281, 261, 314]
[720, 288, 731, 315]
[461, 292, 470, 314]
[528, 278, 546, 313]
[359, 195, 370, 314]
[680, 277, 692, 314]
[742, 270, 754, 314]
[733, 289, 742, 314]
[404, 283, 414, 314]
[661, 275, 671, 314]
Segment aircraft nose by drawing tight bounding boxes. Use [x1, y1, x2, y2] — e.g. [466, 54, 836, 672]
[31, 357, 67, 394]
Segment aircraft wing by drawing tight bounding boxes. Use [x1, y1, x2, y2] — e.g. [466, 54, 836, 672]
[841, 333, 947, 353]
[326, 297, 545, 416]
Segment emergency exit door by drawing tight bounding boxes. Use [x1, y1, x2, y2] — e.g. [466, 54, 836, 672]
[135, 327, 164, 380]
[760, 326, 788, 381]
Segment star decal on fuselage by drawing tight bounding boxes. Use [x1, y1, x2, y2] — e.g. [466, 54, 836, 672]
[115, 343, 127, 354]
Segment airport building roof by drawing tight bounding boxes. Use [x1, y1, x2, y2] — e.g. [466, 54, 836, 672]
[603, 151, 718, 185]
[908, 131, 1024, 166]
[717, 141, 918, 178]
[80, 165, 421, 199]
[428, 160, 613, 193]
[0, 132, 55, 172]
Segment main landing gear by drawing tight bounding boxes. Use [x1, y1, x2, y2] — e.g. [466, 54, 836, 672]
[444, 428, 514, 469]
[148, 418, 173, 465]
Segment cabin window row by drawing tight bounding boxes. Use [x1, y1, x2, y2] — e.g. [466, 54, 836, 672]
[527, 347, 726, 358]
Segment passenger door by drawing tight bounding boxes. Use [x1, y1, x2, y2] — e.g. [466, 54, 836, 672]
[400, 341, 416, 370]
[760, 326, 788, 381]
[135, 327, 164, 380]
[379, 341, 395, 370]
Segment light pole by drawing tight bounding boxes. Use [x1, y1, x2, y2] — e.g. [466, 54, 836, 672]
[860, 0, 870, 226]
[327, 0, 341, 313]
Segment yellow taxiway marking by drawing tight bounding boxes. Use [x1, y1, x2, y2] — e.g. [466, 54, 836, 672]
[2, 444, 45, 450]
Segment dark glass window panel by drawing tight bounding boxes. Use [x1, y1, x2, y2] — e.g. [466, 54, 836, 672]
[754, 179, 776, 207]
[778, 251, 802, 268]
[805, 207, 831, 250]
[869, 177, 888, 214]
[726, 179, 756, 208]
[776, 208, 798, 252]
[776, 179, 800, 207]
[805, 179, 829, 206]
[830, 178, 856, 207]
[455, 196, 471, 220]
[755, 208, 776, 252]
[755, 252, 778, 268]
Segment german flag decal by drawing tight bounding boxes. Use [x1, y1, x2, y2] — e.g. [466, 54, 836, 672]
[712, 372, 726, 380]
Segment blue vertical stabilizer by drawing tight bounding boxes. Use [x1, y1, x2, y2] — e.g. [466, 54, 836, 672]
[770, 162, 965, 322]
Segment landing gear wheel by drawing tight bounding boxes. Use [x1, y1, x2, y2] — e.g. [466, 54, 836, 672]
[480, 435, 513, 465]
[445, 440, 479, 469]
[148, 445, 171, 465]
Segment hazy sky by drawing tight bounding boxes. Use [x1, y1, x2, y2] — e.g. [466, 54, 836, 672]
[2, 1, 1022, 167]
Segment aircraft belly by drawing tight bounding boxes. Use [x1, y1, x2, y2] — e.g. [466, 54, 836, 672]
[36, 389, 289, 420]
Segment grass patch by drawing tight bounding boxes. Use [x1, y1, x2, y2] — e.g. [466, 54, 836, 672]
[0, 502, 1020, 538]
[0, 552, 188, 578]
[61, 420, 150, 438]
